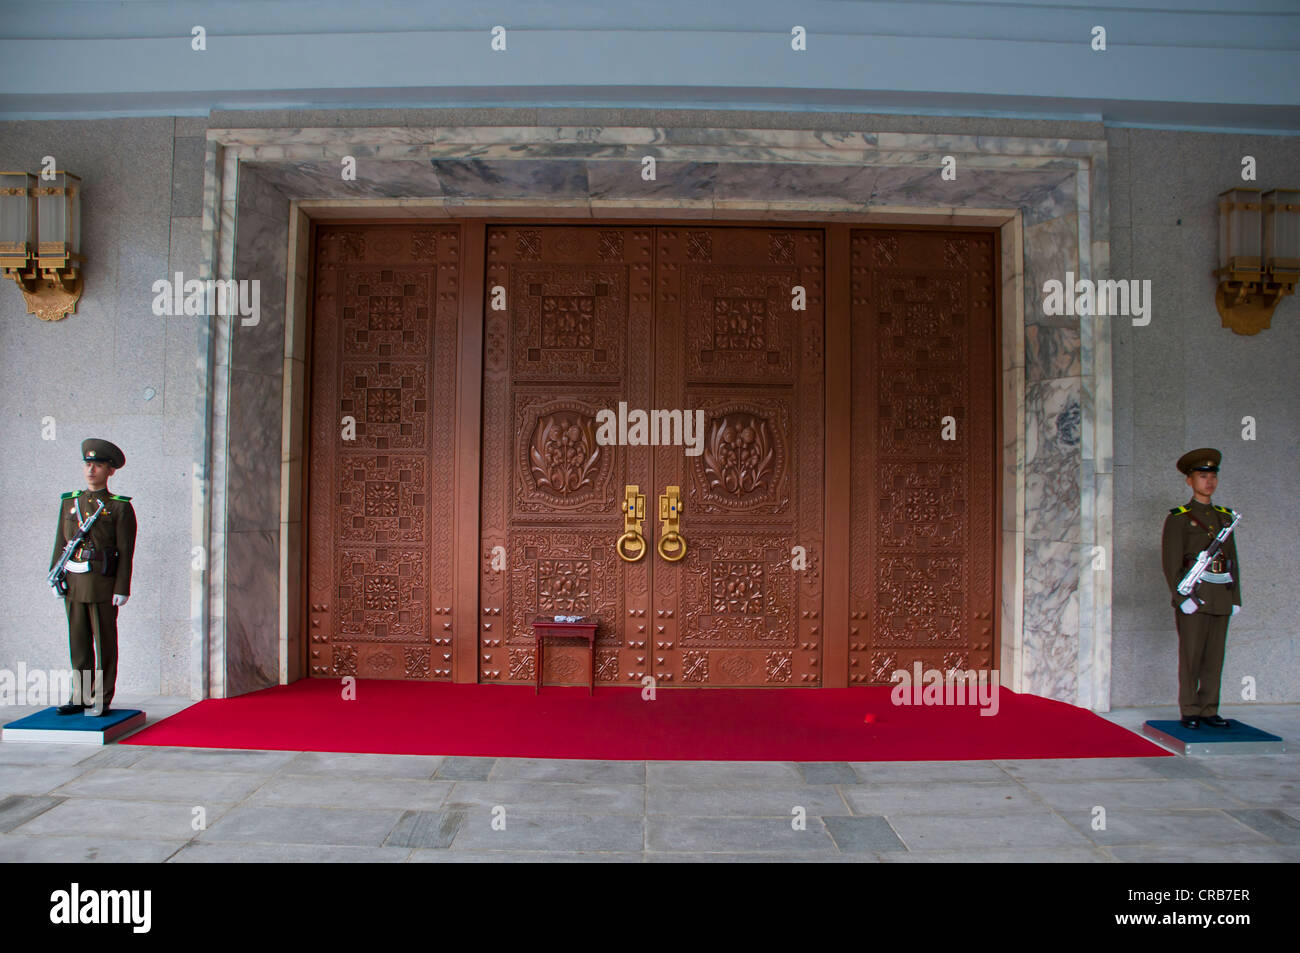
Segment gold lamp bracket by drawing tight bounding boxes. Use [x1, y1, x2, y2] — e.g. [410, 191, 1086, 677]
[5, 256, 83, 321]
[1213, 266, 1292, 336]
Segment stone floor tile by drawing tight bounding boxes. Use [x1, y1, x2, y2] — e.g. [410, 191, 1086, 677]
[489, 758, 645, 784]
[646, 816, 836, 853]
[849, 761, 1010, 783]
[1223, 808, 1300, 844]
[647, 761, 803, 787]
[0, 765, 90, 796]
[385, 810, 464, 848]
[842, 781, 1038, 816]
[647, 785, 848, 817]
[445, 780, 643, 814]
[1061, 809, 1271, 847]
[251, 775, 452, 811]
[886, 811, 1093, 851]
[0, 744, 101, 766]
[279, 751, 444, 779]
[0, 833, 186, 862]
[795, 762, 858, 784]
[996, 757, 1183, 782]
[53, 767, 267, 803]
[645, 852, 876, 863]
[169, 842, 412, 862]
[822, 815, 906, 852]
[130, 748, 302, 774]
[1106, 843, 1300, 862]
[1020, 778, 1245, 811]
[411, 849, 642, 863]
[196, 805, 404, 847]
[451, 812, 644, 852]
[434, 756, 496, 781]
[877, 846, 1111, 863]
[13, 797, 221, 840]
[76, 747, 148, 770]
[1197, 778, 1299, 809]
[0, 795, 66, 833]
[1197, 755, 1300, 782]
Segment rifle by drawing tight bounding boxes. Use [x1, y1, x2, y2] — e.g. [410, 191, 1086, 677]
[48, 499, 105, 596]
[1176, 511, 1242, 604]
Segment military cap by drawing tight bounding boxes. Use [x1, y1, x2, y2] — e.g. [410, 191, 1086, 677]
[81, 438, 125, 469]
[1176, 447, 1221, 475]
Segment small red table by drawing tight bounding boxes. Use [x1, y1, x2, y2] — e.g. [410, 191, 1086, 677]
[531, 618, 599, 695]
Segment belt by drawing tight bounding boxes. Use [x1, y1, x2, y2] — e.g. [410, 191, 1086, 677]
[1184, 554, 1230, 575]
[65, 561, 91, 574]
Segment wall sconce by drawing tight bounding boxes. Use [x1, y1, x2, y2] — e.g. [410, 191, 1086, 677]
[0, 170, 84, 321]
[1215, 186, 1298, 335]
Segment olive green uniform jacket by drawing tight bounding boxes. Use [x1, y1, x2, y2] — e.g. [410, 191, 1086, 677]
[50, 489, 136, 603]
[1160, 499, 1241, 615]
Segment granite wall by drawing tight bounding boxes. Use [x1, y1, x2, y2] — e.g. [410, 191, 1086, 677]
[0, 117, 205, 697]
[1108, 128, 1300, 707]
[1, 109, 1296, 708]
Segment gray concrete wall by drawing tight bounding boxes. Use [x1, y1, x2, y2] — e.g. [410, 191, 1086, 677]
[0, 117, 206, 697]
[2, 108, 1297, 705]
[1108, 128, 1300, 707]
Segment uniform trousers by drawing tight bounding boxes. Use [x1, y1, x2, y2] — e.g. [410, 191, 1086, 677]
[65, 599, 118, 709]
[1175, 610, 1229, 717]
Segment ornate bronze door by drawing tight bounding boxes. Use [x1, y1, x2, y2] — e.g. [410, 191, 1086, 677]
[480, 226, 653, 686]
[480, 225, 824, 687]
[652, 228, 825, 685]
[847, 229, 998, 683]
[307, 224, 463, 679]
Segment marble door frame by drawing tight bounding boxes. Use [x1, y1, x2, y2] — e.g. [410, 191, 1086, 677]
[194, 123, 1111, 710]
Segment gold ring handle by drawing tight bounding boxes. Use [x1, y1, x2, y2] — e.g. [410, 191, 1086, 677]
[617, 531, 648, 563]
[657, 486, 686, 562]
[657, 530, 687, 562]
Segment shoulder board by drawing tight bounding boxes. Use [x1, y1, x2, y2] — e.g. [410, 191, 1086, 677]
[1212, 504, 1233, 514]
[110, 494, 132, 502]
[1168, 505, 1188, 515]
[60, 490, 81, 500]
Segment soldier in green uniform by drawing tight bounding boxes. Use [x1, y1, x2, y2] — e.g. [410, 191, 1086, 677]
[49, 439, 136, 716]
[1161, 448, 1241, 729]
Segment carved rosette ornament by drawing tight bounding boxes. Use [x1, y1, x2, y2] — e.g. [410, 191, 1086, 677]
[529, 412, 601, 497]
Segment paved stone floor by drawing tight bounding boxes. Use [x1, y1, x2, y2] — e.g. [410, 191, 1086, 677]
[1, 696, 1297, 863]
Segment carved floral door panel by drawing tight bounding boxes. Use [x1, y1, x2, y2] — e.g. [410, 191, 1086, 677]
[481, 225, 824, 687]
[307, 224, 462, 679]
[848, 229, 998, 684]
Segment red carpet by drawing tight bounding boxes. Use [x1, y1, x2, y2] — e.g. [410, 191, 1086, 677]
[122, 679, 1168, 760]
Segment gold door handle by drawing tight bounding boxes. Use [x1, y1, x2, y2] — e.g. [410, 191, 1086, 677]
[657, 486, 686, 562]
[617, 485, 647, 562]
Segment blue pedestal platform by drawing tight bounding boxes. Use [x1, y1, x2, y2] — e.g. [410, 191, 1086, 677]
[1142, 719, 1285, 756]
[2, 707, 146, 745]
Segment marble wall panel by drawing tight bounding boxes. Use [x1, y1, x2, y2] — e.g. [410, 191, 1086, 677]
[225, 528, 280, 696]
[1025, 377, 1082, 544]
[1021, 538, 1080, 700]
[587, 160, 718, 199]
[432, 158, 591, 197]
[227, 369, 284, 534]
[1025, 325, 1081, 382]
[1022, 213, 1080, 329]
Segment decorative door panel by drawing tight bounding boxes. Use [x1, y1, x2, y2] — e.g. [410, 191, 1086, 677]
[480, 227, 654, 685]
[848, 230, 997, 683]
[652, 228, 825, 686]
[307, 224, 462, 679]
